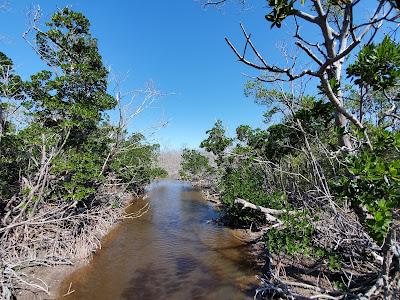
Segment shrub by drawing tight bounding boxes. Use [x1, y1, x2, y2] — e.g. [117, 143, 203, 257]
[179, 148, 212, 181]
[219, 158, 288, 227]
[110, 133, 167, 193]
[265, 210, 314, 256]
[334, 129, 400, 243]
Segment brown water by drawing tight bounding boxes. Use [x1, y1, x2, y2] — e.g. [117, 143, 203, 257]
[59, 180, 260, 300]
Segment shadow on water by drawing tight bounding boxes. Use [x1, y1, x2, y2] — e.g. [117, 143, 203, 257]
[59, 180, 260, 300]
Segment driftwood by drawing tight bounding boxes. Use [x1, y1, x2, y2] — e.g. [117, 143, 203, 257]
[235, 198, 294, 216]
[234, 198, 296, 225]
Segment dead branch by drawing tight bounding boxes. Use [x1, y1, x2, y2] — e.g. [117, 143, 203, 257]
[235, 198, 294, 217]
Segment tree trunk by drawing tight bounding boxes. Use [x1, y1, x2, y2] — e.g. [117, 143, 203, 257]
[329, 64, 353, 149]
[335, 109, 352, 149]
[0, 105, 4, 144]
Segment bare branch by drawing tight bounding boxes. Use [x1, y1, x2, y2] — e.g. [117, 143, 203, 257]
[295, 41, 323, 66]
[225, 24, 319, 81]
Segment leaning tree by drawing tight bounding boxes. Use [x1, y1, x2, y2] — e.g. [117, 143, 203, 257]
[201, 2, 400, 297]
[205, 0, 400, 149]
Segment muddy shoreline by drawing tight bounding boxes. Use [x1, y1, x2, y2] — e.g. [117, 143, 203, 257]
[15, 192, 141, 300]
[17, 180, 264, 300]
[55, 180, 262, 300]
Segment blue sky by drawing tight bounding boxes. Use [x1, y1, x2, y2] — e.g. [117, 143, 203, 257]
[0, 0, 288, 149]
[0, 1, 382, 149]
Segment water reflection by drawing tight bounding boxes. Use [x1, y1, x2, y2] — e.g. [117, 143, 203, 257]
[59, 180, 258, 300]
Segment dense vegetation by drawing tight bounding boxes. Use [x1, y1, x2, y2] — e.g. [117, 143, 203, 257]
[1, 1, 399, 299]
[0, 8, 166, 299]
[181, 0, 400, 298]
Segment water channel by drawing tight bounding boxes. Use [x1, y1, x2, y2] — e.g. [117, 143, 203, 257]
[59, 180, 260, 300]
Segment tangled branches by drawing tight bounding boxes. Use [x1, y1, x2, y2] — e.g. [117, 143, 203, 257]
[0, 179, 131, 299]
[184, 106, 399, 298]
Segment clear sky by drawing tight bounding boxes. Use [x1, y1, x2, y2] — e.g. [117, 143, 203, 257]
[0, 0, 289, 149]
[0, 1, 380, 149]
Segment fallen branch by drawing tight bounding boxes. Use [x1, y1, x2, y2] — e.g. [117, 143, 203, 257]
[235, 199, 294, 216]
[234, 198, 296, 225]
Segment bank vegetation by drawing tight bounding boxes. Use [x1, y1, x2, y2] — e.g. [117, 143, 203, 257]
[180, 1, 400, 298]
[0, 7, 166, 299]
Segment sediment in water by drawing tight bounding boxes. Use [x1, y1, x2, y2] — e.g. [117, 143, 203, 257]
[11, 191, 139, 300]
[56, 180, 261, 300]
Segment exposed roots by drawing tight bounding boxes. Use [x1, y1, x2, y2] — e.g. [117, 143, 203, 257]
[0, 186, 133, 299]
[252, 213, 400, 300]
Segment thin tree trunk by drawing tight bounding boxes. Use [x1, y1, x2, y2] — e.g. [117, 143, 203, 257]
[329, 62, 353, 149]
[335, 110, 352, 149]
[0, 105, 4, 144]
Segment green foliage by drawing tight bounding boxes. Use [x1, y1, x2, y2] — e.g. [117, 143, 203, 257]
[200, 120, 232, 164]
[24, 7, 116, 146]
[235, 99, 334, 162]
[0, 130, 28, 198]
[236, 125, 269, 153]
[199, 33, 399, 272]
[266, 210, 314, 256]
[334, 129, 400, 243]
[179, 148, 212, 181]
[347, 36, 400, 91]
[332, 280, 347, 292]
[51, 127, 111, 202]
[293, 100, 335, 135]
[199, 2, 400, 285]
[110, 133, 166, 193]
[263, 124, 298, 161]
[244, 81, 288, 112]
[266, 211, 344, 267]
[218, 158, 287, 227]
[244, 81, 336, 155]
[328, 253, 342, 272]
[0, 52, 24, 100]
[264, 0, 350, 28]
[11, 8, 118, 204]
[264, 0, 370, 29]
[0, 8, 165, 209]
[265, 0, 297, 28]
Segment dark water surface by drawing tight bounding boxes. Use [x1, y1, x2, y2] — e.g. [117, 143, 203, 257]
[59, 180, 259, 300]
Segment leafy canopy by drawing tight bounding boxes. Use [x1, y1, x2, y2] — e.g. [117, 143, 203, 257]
[347, 36, 400, 91]
[25, 7, 116, 144]
[179, 148, 212, 181]
[200, 120, 232, 163]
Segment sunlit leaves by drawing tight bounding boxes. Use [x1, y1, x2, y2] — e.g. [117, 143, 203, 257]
[179, 149, 212, 181]
[334, 129, 400, 243]
[347, 36, 400, 91]
[200, 120, 233, 164]
[0, 52, 24, 100]
[25, 7, 116, 142]
[265, 0, 297, 28]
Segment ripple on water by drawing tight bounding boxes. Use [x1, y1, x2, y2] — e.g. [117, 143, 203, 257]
[59, 180, 259, 300]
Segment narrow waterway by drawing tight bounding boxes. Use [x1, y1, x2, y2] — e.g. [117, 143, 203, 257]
[59, 180, 260, 300]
